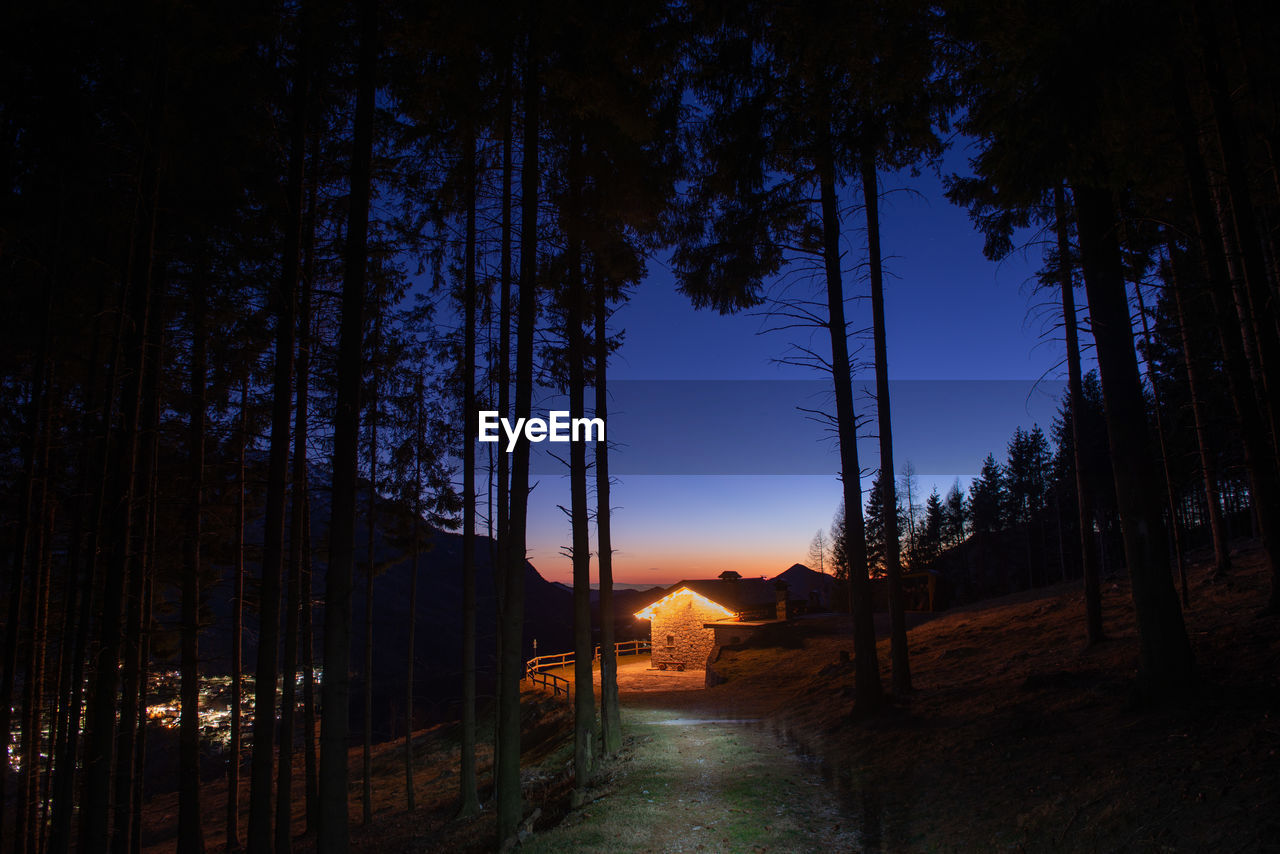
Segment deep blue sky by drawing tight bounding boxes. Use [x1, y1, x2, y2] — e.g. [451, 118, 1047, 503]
[523, 147, 1074, 586]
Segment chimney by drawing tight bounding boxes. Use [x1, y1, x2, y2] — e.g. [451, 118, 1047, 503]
[774, 579, 789, 621]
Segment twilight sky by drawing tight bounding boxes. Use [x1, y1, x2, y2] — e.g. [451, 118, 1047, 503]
[520, 146, 1073, 587]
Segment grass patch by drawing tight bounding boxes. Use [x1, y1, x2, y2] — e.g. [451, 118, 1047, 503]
[521, 708, 861, 853]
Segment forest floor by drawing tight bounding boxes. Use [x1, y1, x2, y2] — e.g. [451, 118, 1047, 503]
[696, 543, 1280, 852]
[142, 541, 1280, 852]
[516, 707, 863, 853]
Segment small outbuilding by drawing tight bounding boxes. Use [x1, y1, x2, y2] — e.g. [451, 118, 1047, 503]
[634, 571, 786, 671]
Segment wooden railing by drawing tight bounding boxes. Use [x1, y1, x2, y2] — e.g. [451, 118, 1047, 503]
[526, 668, 571, 698]
[593, 639, 651, 661]
[524, 640, 651, 698]
[524, 651, 573, 699]
[525, 650, 574, 672]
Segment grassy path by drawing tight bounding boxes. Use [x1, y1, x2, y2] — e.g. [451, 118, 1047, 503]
[521, 706, 864, 853]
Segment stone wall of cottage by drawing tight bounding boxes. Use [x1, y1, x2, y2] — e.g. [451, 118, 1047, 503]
[650, 596, 721, 671]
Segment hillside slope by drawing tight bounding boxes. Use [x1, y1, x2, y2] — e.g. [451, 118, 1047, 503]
[189, 478, 575, 734]
[707, 542, 1280, 851]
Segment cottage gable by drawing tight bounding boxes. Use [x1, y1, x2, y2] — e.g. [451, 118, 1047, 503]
[635, 587, 733, 671]
[634, 576, 780, 671]
[674, 578, 777, 617]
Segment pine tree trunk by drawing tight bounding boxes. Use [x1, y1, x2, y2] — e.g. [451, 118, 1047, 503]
[48, 541, 86, 854]
[179, 276, 208, 854]
[81, 271, 151, 851]
[458, 109, 482, 819]
[318, 2, 376, 850]
[128, 273, 163, 854]
[1207, 177, 1266, 398]
[278, 279, 311, 854]
[1073, 184, 1193, 697]
[1166, 245, 1233, 577]
[1056, 185, 1104, 644]
[820, 132, 882, 715]
[79, 135, 162, 849]
[250, 196, 298, 854]
[28, 502, 55, 854]
[493, 38, 513, 743]
[112, 291, 154, 854]
[1173, 62, 1280, 613]
[300, 491, 317, 821]
[1193, 0, 1280, 447]
[405, 376, 425, 812]
[301, 128, 321, 839]
[277, 8, 312, 847]
[567, 126, 596, 806]
[17, 376, 53, 854]
[1132, 282, 1190, 607]
[860, 143, 910, 696]
[47, 278, 113, 854]
[496, 21, 538, 844]
[1, 285, 50, 854]
[228, 379, 248, 853]
[595, 272, 621, 757]
[130, 466, 159, 854]
[252, 4, 311, 848]
[491, 43, 514, 814]
[43, 318, 90, 851]
[362, 309, 380, 828]
[275, 499, 300, 849]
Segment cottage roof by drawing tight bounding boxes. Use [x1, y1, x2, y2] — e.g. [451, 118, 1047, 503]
[665, 577, 777, 613]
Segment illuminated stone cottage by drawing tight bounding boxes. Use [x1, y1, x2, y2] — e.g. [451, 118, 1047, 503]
[634, 571, 786, 671]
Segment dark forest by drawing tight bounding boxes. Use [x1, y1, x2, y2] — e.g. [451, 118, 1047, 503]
[3, 0, 1279, 851]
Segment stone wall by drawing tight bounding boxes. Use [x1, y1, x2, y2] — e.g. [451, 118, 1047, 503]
[650, 594, 722, 671]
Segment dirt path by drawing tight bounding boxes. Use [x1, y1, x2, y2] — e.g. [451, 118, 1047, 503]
[521, 693, 865, 854]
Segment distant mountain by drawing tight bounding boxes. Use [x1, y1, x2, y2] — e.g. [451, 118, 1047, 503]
[773, 563, 837, 611]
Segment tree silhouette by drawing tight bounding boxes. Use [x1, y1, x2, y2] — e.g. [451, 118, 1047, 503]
[6, 3, 1280, 849]
[673, 0, 890, 713]
[969, 454, 1006, 535]
[495, 10, 540, 842]
[917, 488, 945, 568]
[318, 1, 378, 850]
[809, 530, 830, 575]
[947, 0, 1195, 691]
[1164, 246, 1232, 579]
[865, 468, 906, 579]
[943, 480, 967, 547]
